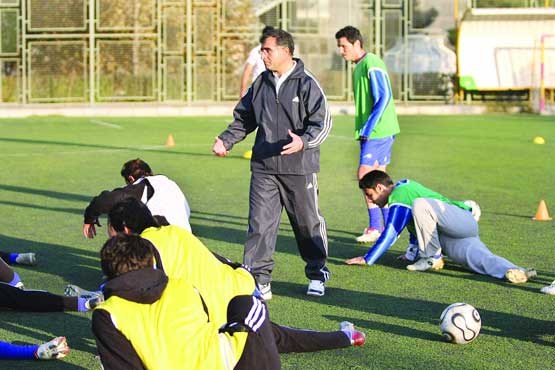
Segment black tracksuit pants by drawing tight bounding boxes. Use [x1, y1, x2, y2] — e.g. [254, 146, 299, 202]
[244, 172, 330, 284]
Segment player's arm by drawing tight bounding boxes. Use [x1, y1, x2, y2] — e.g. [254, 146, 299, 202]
[299, 78, 332, 150]
[359, 68, 392, 139]
[217, 86, 258, 152]
[346, 204, 412, 265]
[83, 184, 143, 238]
[92, 309, 146, 370]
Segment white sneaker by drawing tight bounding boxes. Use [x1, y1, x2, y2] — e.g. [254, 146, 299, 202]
[64, 284, 100, 299]
[356, 228, 381, 244]
[35, 336, 70, 360]
[258, 283, 272, 301]
[505, 268, 536, 284]
[540, 281, 555, 295]
[15, 253, 37, 266]
[463, 200, 481, 222]
[406, 255, 444, 271]
[307, 280, 325, 297]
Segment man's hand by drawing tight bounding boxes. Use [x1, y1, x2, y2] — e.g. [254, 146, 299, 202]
[212, 137, 229, 157]
[345, 256, 368, 265]
[83, 223, 97, 238]
[281, 130, 304, 155]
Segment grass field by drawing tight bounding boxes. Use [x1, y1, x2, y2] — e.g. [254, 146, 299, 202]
[0, 113, 554, 369]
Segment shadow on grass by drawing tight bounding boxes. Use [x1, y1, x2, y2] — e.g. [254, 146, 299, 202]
[0, 184, 91, 203]
[0, 137, 238, 160]
[0, 200, 82, 216]
[0, 234, 102, 290]
[273, 281, 555, 347]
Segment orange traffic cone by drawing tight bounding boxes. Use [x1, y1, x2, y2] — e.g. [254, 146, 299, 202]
[165, 134, 175, 148]
[533, 200, 552, 221]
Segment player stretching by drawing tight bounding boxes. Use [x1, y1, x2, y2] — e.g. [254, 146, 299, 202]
[346, 170, 536, 284]
[335, 26, 399, 244]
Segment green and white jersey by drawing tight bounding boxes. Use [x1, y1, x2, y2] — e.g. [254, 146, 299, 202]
[353, 53, 399, 140]
[389, 179, 470, 211]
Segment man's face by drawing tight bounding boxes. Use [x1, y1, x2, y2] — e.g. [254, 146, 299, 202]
[260, 36, 290, 72]
[363, 184, 389, 208]
[336, 37, 360, 62]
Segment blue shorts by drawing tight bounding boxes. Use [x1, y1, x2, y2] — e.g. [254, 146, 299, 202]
[359, 136, 395, 167]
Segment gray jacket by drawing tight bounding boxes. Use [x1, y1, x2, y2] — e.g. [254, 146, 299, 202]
[219, 58, 331, 175]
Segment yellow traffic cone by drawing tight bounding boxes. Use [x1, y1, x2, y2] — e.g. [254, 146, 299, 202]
[165, 134, 175, 148]
[533, 200, 552, 221]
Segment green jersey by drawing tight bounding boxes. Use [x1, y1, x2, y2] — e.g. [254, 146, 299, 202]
[353, 53, 399, 139]
[389, 179, 470, 234]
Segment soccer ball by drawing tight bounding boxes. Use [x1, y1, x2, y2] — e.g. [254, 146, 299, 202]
[439, 303, 481, 344]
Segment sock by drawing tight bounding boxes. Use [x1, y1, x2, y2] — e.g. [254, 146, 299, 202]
[409, 233, 418, 245]
[77, 297, 88, 312]
[9, 272, 21, 287]
[8, 253, 18, 264]
[381, 207, 389, 224]
[0, 340, 37, 360]
[368, 207, 383, 231]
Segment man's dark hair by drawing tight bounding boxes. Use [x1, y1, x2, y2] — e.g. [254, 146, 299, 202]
[101, 233, 155, 279]
[121, 158, 153, 183]
[260, 28, 295, 55]
[359, 170, 393, 190]
[108, 198, 158, 234]
[335, 26, 364, 48]
[261, 25, 274, 37]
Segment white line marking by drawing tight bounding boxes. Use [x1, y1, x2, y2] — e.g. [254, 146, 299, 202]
[90, 120, 122, 129]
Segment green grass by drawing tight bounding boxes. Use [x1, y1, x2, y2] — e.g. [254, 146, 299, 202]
[0, 113, 554, 369]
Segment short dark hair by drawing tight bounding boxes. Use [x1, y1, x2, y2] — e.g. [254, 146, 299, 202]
[121, 159, 153, 183]
[108, 197, 158, 234]
[261, 25, 274, 36]
[260, 28, 295, 55]
[101, 233, 155, 279]
[359, 170, 393, 190]
[335, 26, 364, 48]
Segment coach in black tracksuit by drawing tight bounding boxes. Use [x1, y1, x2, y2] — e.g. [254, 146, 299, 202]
[213, 28, 332, 298]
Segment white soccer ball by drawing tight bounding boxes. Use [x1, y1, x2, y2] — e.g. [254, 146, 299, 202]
[439, 303, 481, 344]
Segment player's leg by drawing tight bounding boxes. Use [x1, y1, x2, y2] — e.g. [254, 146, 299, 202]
[270, 321, 364, 353]
[408, 198, 477, 271]
[442, 235, 535, 283]
[0, 251, 36, 266]
[356, 137, 394, 243]
[244, 172, 282, 299]
[0, 258, 23, 288]
[279, 173, 329, 296]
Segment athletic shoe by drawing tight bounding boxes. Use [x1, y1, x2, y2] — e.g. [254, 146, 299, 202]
[505, 268, 536, 284]
[15, 253, 37, 266]
[463, 200, 481, 222]
[540, 281, 555, 295]
[340, 321, 366, 346]
[307, 280, 325, 297]
[64, 284, 95, 298]
[35, 336, 69, 360]
[258, 283, 272, 301]
[356, 228, 381, 244]
[406, 255, 444, 272]
[14, 281, 25, 290]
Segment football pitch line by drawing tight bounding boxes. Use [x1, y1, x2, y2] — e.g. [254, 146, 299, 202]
[89, 119, 123, 129]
